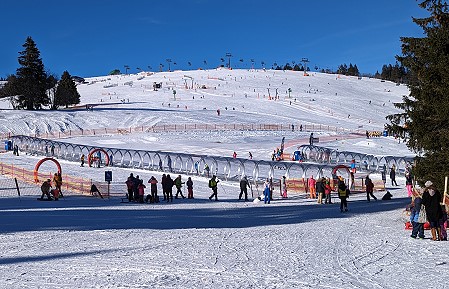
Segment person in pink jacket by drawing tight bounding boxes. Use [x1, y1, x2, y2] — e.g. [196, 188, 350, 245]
[137, 181, 146, 203]
[308, 176, 316, 199]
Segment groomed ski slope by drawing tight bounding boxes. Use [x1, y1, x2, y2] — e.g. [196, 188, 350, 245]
[1, 69, 447, 289]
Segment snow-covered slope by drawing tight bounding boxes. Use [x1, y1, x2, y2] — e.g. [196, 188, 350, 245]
[0, 69, 409, 136]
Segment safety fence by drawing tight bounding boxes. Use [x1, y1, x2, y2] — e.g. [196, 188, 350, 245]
[0, 162, 96, 197]
[0, 122, 357, 140]
[285, 178, 385, 195]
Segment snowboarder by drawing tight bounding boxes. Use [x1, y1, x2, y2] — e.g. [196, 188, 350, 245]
[208, 175, 219, 201]
[174, 175, 186, 199]
[239, 175, 250, 201]
[186, 177, 194, 199]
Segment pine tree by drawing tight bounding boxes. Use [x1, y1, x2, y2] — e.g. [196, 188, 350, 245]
[14, 37, 50, 110]
[386, 0, 449, 190]
[54, 71, 80, 109]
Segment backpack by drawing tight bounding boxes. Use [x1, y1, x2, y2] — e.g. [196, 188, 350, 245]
[208, 180, 213, 188]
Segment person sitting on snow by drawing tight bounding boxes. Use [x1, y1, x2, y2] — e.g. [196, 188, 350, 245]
[40, 179, 52, 200]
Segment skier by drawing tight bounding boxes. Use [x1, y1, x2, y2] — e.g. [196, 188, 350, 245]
[309, 133, 314, 146]
[350, 159, 356, 174]
[233, 151, 237, 158]
[248, 152, 253, 160]
[50, 144, 55, 156]
[208, 175, 219, 201]
[239, 175, 250, 201]
[80, 154, 85, 167]
[365, 175, 377, 201]
[186, 177, 194, 199]
[174, 175, 186, 199]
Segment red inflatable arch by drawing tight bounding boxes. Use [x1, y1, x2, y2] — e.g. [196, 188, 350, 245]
[88, 148, 110, 167]
[332, 165, 350, 176]
[34, 157, 62, 183]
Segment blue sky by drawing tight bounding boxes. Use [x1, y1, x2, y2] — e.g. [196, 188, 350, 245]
[0, 0, 428, 78]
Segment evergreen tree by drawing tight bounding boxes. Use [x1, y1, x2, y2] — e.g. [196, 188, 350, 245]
[386, 0, 449, 190]
[13, 37, 51, 110]
[54, 71, 80, 109]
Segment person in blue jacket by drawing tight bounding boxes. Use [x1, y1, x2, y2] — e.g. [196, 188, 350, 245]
[263, 179, 271, 204]
[410, 191, 425, 239]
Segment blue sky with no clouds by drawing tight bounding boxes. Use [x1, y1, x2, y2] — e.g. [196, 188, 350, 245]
[0, 0, 428, 78]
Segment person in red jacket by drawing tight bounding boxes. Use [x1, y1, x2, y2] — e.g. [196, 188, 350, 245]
[324, 178, 333, 204]
[137, 180, 146, 203]
[365, 175, 377, 201]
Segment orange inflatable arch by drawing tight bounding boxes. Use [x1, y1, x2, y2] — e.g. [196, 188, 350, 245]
[34, 157, 62, 183]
